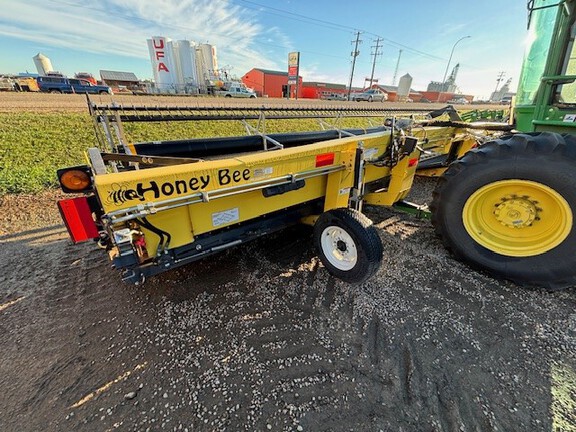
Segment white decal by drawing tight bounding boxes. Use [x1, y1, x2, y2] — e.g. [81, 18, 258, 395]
[253, 167, 273, 178]
[212, 208, 240, 227]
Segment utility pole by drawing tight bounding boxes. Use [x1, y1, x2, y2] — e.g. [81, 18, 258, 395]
[494, 71, 506, 94]
[347, 31, 362, 100]
[392, 49, 403, 85]
[368, 37, 383, 88]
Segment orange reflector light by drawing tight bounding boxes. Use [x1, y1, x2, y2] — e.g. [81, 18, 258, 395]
[57, 197, 99, 243]
[60, 170, 91, 191]
[408, 158, 418, 167]
[315, 153, 335, 167]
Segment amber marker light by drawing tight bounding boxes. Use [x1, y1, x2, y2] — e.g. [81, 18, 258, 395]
[57, 166, 93, 193]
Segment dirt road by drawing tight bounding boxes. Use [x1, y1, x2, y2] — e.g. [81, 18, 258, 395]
[1, 178, 575, 432]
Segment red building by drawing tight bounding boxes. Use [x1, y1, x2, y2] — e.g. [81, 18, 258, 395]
[300, 82, 348, 99]
[241, 68, 302, 98]
[419, 91, 473, 103]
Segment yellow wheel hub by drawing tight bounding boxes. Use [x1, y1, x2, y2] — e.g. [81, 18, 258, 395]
[463, 180, 572, 257]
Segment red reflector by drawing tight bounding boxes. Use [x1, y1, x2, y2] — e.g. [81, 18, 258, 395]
[408, 158, 419, 167]
[316, 153, 335, 167]
[57, 197, 99, 243]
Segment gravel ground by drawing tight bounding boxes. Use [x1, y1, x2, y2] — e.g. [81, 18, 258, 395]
[1, 177, 575, 432]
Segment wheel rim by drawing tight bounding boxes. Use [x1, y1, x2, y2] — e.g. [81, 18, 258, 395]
[320, 226, 358, 271]
[463, 180, 573, 257]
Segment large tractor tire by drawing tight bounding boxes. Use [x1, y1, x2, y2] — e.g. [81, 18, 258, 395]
[314, 208, 383, 283]
[431, 132, 576, 289]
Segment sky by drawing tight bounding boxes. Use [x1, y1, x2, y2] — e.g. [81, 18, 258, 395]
[1, 0, 528, 100]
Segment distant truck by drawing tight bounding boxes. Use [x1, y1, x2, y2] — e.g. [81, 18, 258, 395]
[36, 76, 112, 95]
[74, 72, 97, 85]
[214, 81, 256, 98]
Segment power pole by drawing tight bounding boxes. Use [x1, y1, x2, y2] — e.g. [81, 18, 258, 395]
[392, 49, 403, 85]
[494, 71, 506, 94]
[347, 31, 362, 100]
[368, 37, 383, 88]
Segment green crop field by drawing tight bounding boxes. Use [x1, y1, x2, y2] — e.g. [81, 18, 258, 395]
[0, 113, 95, 194]
[0, 112, 373, 195]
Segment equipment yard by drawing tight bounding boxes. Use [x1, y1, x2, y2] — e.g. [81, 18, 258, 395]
[1, 93, 575, 431]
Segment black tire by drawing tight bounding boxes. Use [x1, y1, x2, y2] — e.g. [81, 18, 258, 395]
[368, 96, 373, 102]
[49, 89, 62, 94]
[431, 132, 576, 289]
[314, 208, 383, 283]
[250, 95, 256, 98]
[225, 94, 232, 98]
[99, 90, 108, 95]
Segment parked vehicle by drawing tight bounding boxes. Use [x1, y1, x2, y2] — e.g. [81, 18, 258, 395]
[74, 72, 97, 85]
[447, 97, 470, 104]
[350, 89, 387, 102]
[323, 93, 347, 101]
[214, 81, 256, 98]
[0, 76, 40, 92]
[36, 76, 112, 94]
[14, 77, 40, 92]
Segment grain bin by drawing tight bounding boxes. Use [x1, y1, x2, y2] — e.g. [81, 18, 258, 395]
[33, 53, 53, 76]
[147, 36, 179, 92]
[196, 44, 219, 82]
[397, 73, 412, 99]
[176, 40, 199, 91]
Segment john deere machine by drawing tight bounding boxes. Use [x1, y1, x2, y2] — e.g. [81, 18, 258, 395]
[516, 0, 576, 133]
[56, 0, 576, 289]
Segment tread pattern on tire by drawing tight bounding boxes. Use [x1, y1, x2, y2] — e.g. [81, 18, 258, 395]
[430, 132, 576, 289]
[314, 208, 383, 284]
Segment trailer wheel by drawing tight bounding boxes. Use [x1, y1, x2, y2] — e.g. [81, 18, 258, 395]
[431, 132, 576, 289]
[314, 208, 383, 283]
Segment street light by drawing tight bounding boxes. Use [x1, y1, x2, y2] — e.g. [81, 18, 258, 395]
[438, 35, 471, 102]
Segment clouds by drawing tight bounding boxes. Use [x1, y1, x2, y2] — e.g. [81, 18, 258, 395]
[0, 0, 285, 75]
[0, 0, 527, 97]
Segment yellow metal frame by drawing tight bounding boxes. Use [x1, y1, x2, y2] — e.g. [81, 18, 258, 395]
[92, 125, 476, 258]
[96, 132, 405, 256]
[414, 127, 477, 177]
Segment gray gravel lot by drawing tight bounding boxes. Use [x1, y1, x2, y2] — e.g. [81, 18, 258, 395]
[1, 178, 575, 431]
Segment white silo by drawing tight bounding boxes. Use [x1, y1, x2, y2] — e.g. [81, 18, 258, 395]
[147, 36, 179, 92]
[397, 73, 413, 99]
[33, 53, 53, 76]
[176, 40, 199, 92]
[196, 43, 219, 81]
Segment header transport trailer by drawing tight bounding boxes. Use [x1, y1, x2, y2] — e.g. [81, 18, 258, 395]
[54, 102, 576, 290]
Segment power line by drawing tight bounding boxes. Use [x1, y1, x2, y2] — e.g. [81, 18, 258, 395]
[232, 0, 449, 63]
[237, 0, 356, 33]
